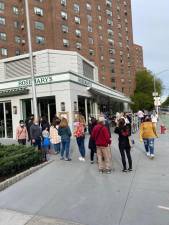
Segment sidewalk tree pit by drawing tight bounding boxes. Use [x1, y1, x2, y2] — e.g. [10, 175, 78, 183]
[0, 145, 42, 182]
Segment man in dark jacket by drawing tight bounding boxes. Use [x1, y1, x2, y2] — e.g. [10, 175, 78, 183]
[30, 118, 42, 150]
[92, 116, 112, 173]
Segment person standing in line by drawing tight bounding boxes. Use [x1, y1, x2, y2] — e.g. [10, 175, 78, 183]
[26, 114, 34, 144]
[92, 116, 112, 174]
[50, 120, 61, 154]
[73, 114, 86, 162]
[58, 118, 72, 161]
[88, 117, 97, 164]
[30, 118, 42, 150]
[137, 110, 144, 126]
[42, 127, 50, 161]
[140, 116, 158, 158]
[40, 116, 50, 131]
[16, 120, 28, 145]
[114, 118, 132, 172]
[151, 111, 158, 128]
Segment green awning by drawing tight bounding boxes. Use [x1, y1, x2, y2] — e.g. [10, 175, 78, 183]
[0, 88, 29, 97]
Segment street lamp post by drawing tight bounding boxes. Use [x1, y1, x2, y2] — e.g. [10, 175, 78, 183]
[25, 0, 38, 119]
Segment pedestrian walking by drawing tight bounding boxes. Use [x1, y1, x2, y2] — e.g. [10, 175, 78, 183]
[30, 118, 42, 150]
[50, 120, 61, 154]
[114, 118, 132, 172]
[137, 110, 144, 126]
[42, 127, 50, 161]
[140, 116, 158, 158]
[88, 117, 97, 164]
[151, 111, 158, 127]
[73, 115, 86, 162]
[16, 120, 28, 145]
[92, 116, 112, 174]
[58, 118, 72, 161]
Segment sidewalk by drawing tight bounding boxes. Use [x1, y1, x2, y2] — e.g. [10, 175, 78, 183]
[0, 131, 169, 225]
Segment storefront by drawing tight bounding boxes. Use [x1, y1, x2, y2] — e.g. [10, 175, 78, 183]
[0, 50, 131, 139]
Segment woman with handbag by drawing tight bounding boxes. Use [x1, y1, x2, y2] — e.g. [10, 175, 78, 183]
[74, 115, 86, 162]
[114, 118, 132, 172]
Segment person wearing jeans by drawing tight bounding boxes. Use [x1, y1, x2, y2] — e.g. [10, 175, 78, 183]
[140, 116, 158, 158]
[58, 118, 72, 161]
[73, 114, 86, 162]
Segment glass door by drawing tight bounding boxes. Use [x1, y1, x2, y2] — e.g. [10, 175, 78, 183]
[0, 103, 5, 138]
[0, 102, 13, 138]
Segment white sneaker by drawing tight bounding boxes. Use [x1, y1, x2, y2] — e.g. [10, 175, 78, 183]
[81, 158, 85, 162]
[150, 154, 155, 158]
[79, 157, 83, 161]
[146, 152, 150, 157]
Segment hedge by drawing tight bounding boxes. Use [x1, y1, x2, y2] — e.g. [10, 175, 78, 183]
[0, 145, 42, 177]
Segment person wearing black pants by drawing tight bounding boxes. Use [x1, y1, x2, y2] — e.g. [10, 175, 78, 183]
[115, 118, 132, 172]
[88, 117, 97, 164]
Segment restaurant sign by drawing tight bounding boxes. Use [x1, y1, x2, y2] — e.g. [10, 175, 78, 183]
[18, 76, 53, 87]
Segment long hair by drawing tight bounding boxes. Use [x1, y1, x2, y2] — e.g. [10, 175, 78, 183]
[118, 118, 125, 128]
[60, 118, 68, 128]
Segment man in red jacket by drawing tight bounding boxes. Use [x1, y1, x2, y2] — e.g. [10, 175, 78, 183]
[91, 116, 112, 173]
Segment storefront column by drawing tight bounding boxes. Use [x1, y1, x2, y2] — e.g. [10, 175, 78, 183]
[85, 98, 89, 126]
[123, 102, 129, 112]
[94, 101, 98, 119]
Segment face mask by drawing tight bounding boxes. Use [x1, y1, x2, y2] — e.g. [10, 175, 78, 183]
[20, 124, 24, 127]
[35, 122, 38, 125]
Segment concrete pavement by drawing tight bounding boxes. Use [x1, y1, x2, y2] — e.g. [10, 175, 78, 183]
[0, 131, 169, 225]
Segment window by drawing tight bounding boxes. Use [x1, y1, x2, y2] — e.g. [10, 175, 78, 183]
[0, 17, 5, 25]
[13, 6, 19, 15]
[15, 49, 21, 56]
[98, 25, 102, 30]
[63, 39, 69, 47]
[14, 21, 20, 29]
[100, 35, 103, 40]
[108, 39, 114, 46]
[106, 0, 112, 7]
[107, 19, 113, 26]
[74, 3, 80, 13]
[75, 29, 81, 37]
[87, 15, 92, 24]
[1, 48, 7, 56]
[97, 5, 101, 11]
[106, 10, 112, 17]
[34, 7, 43, 16]
[0, 2, 4, 11]
[98, 15, 102, 21]
[61, 0, 66, 6]
[110, 58, 115, 64]
[100, 56, 104, 61]
[107, 29, 114, 37]
[35, 21, 44, 30]
[15, 36, 21, 44]
[36, 36, 45, 44]
[88, 26, 92, 32]
[109, 49, 115, 55]
[86, 3, 92, 10]
[89, 49, 94, 56]
[35, 0, 43, 2]
[75, 16, 80, 24]
[62, 24, 68, 33]
[0, 32, 6, 41]
[61, 11, 67, 20]
[76, 42, 82, 49]
[88, 37, 94, 45]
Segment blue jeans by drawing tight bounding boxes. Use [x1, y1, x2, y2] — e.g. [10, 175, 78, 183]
[61, 139, 70, 159]
[76, 136, 85, 158]
[143, 138, 154, 154]
[53, 143, 61, 153]
[33, 138, 41, 150]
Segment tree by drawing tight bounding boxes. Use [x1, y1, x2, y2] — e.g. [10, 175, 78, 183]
[131, 70, 163, 112]
[162, 96, 169, 107]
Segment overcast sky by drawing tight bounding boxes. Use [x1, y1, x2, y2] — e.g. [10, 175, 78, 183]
[131, 0, 169, 98]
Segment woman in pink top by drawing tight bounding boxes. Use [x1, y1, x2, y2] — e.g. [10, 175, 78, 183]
[16, 120, 28, 145]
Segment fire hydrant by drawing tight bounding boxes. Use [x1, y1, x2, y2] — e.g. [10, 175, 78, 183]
[160, 125, 166, 134]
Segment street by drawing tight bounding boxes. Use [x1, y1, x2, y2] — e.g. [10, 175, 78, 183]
[0, 132, 169, 225]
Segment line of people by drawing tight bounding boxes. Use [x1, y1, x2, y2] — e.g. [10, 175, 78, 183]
[15, 110, 159, 174]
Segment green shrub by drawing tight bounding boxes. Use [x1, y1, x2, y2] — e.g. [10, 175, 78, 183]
[0, 145, 42, 177]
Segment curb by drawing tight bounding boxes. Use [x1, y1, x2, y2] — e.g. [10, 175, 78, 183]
[0, 160, 54, 192]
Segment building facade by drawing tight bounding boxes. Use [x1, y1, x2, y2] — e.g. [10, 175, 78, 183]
[0, 50, 130, 139]
[133, 44, 144, 72]
[0, 0, 143, 96]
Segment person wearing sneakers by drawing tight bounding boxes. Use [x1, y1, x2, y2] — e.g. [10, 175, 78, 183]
[140, 116, 158, 158]
[73, 114, 86, 162]
[58, 118, 72, 161]
[91, 116, 112, 174]
[114, 118, 132, 172]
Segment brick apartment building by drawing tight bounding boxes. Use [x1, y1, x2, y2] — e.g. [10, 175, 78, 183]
[0, 0, 143, 96]
[133, 44, 144, 72]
